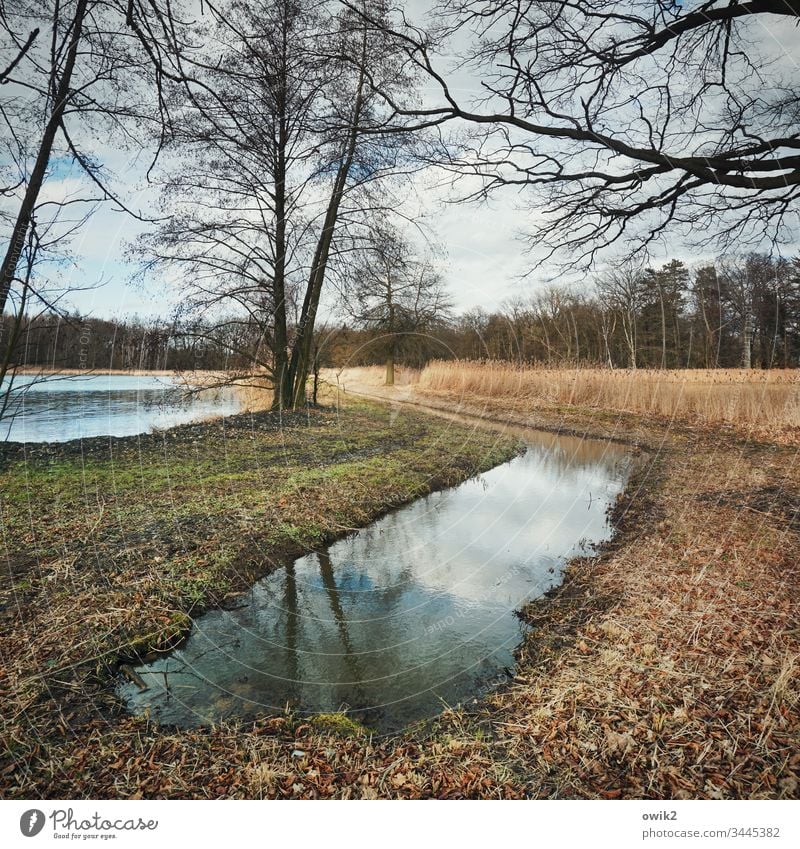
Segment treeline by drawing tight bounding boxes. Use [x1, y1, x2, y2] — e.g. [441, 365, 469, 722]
[6, 253, 800, 375]
[1, 314, 245, 371]
[324, 253, 800, 370]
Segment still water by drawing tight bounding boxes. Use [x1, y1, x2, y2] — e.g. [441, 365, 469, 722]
[1, 373, 240, 442]
[120, 429, 631, 732]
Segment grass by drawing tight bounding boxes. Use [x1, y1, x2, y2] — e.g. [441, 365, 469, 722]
[1, 382, 798, 799]
[366, 361, 800, 442]
[488, 448, 799, 799]
[0, 397, 517, 796]
[327, 366, 798, 799]
[310, 713, 371, 736]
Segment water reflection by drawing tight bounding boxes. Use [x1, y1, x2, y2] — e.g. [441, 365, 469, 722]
[1, 373, 240, 442]
[120, 430, 631, 731]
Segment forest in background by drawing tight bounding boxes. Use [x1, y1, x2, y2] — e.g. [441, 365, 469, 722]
[7, 252, 800, 375]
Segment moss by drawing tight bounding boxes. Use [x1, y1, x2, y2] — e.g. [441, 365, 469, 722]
[310, 712, 371, 736]
[122, 611, 194, 662]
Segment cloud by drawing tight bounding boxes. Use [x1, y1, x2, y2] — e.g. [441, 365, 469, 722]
[11, 0, 798, 320]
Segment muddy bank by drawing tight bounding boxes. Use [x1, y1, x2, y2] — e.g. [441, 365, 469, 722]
[0, 407, 315, 465]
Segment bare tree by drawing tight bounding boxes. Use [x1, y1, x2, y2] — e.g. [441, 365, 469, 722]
[0, 0, 89, 319]
[140, 0, 421, 409]
[283, 0, 424, 406]
[0, 0, 190, 314]
[527, 285, 583, 365]
[642, 260, 689, 368]
[718, 252, 798, 368]
[718, 255, 758, 367]
[342, 227, 452, 384]
[137, 0, 329, 406]
[692, 265, 725, 369]
[0, 0, 193, 432]
[596, 264, 648, 368]
[350, 1, 800, 265]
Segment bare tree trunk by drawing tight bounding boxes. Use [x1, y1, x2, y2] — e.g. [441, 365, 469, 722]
[0, 227, 37, 435]
[385, 274, 396, 385]
[699, 296, 713, 368]
[0, 0, 88, 318]
[600, 309, 616, 368]
[312, 344, 320, 405]
[742, 314, 752, 368]
[271, 19, 291, 410]
[570, 310, 579, 363]
[288, 39, 367, 408]
[623, 310, 637, 369]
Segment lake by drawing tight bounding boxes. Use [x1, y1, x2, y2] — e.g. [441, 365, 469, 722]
[119, 428, 632, 732]
[0, 373, 240, 443]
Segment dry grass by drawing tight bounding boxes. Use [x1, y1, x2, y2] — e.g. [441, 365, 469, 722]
[331, 365, 421, 389]
[3, 391, 797, 800]
[0, 400, 517, 799]
[2, 379, 798, 799]
[230, 366, 422, 413]
[484, 447, 800, 799]
[227, 376, 274, 412]
[171, 369, 274, 413]
[320, 365, 800, 798]
[414, 361, 800, 440]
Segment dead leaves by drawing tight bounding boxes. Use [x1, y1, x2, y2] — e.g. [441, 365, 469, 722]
[603, 727, 638, 760]
[2, 401, 799, 800]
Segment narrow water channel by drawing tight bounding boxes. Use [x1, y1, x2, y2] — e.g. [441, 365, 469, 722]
[119, 428, 631, 732]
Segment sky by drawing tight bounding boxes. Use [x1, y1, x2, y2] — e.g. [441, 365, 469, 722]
[7, 0, 800, 321]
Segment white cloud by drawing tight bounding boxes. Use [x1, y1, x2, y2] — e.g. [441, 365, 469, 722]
[17, 0, 800, 320]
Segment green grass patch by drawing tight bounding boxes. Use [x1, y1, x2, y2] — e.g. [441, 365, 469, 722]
[0, 399, 519, 723]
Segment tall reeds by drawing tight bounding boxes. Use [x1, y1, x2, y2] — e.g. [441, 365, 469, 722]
[416, 361, 800, 429]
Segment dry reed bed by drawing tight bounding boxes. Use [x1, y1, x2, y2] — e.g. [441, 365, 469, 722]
[416, 362, 800, 438]
[320, 368, 799, 797]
